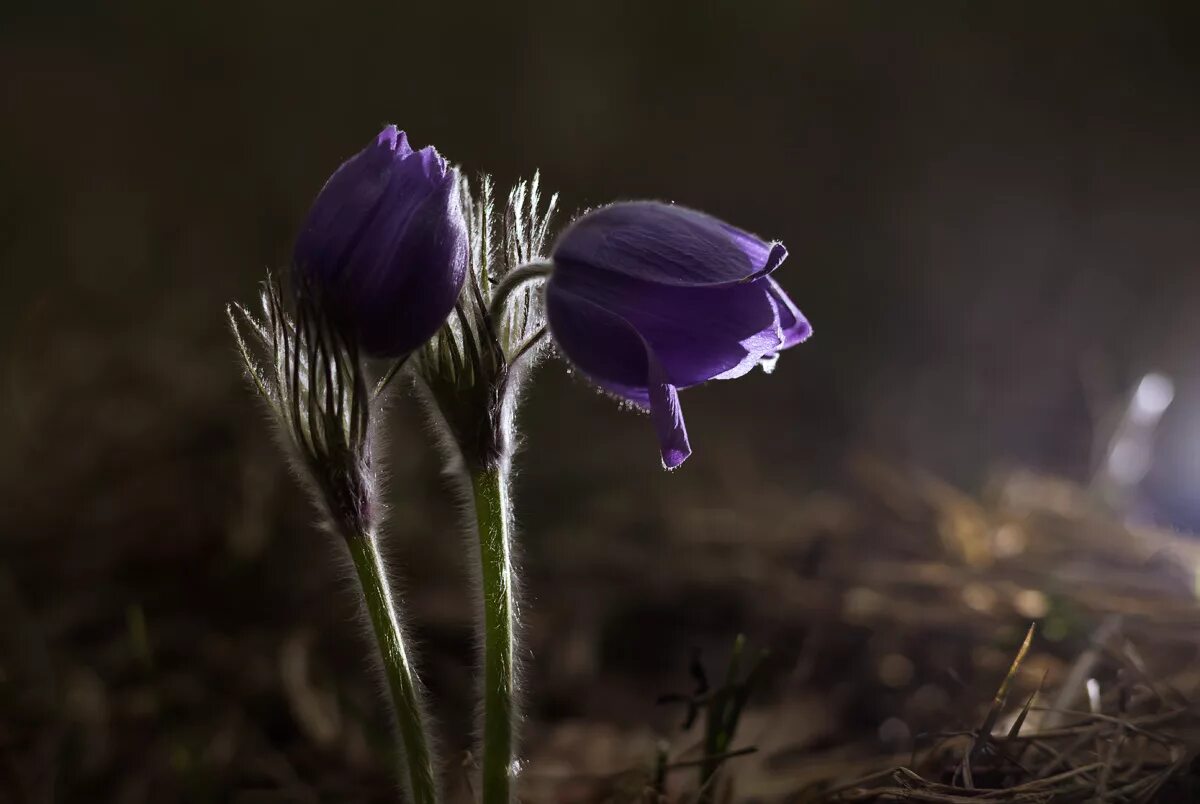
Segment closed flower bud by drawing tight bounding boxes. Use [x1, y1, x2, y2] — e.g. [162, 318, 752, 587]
[545, 201, 811, 469]
[294, 125, 468, 358]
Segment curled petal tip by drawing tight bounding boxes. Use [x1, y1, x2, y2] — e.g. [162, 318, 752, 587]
[375, 125, 414, 158]
[376, 124, 397, 145]
[648, 366, 692, 470]
[764, 241, 788, 275]
[661, 446, 691, 470]
[767, 277, 811, 350]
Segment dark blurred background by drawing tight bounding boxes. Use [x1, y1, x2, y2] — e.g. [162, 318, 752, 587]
[3, 2, 1200, 801]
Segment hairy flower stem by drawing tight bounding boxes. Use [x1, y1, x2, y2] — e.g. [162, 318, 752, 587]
[486, 261, 553, 324]
[471, 465, 517, 804]
[345, 529, 439, 804]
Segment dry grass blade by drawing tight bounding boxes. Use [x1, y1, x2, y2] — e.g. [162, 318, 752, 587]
[1006, 672, 1046, 743]
[958, 624, 1036, 788]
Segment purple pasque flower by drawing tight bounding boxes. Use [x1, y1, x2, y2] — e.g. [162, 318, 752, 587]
[294, 125, 468, 358]
[545, 201, 811, 469]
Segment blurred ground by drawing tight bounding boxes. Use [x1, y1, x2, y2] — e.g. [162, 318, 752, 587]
[4, 2, 1200, 802]
[6, 386, 1200, 801]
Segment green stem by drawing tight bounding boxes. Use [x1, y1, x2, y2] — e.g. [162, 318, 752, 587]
[471, 465, 516, 804]
[345, 530, 439, 804]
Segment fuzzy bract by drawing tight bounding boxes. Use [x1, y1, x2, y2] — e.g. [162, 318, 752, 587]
[414, 174, 557, 471]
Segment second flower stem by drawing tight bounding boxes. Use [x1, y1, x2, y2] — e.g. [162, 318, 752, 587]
[471, 465, 516, 804]
[345, 529, 439, 804]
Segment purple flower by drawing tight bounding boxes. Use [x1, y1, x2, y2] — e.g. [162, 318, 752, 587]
[294, 125, 468, 358]
[545, 202, 811, 468]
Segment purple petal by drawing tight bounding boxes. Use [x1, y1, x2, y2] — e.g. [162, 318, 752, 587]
[384, 169, 470, 348]
[344, 168, 468, 356]
[337, 146, 449, 287]
[294, 127, 407, 279]
[553, 202, 786, 288]
[549, 264, 783, 387]
[546, 281, 648, 392]
[768, 277, 812, 349]
[546, 285, 693, 467]
[378, 124, 413, 158]
[646, 355, 691, 469]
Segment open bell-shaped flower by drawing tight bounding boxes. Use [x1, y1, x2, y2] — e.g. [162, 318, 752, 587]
[544, 201, 811, 469]
[294, 125, 468, 358]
